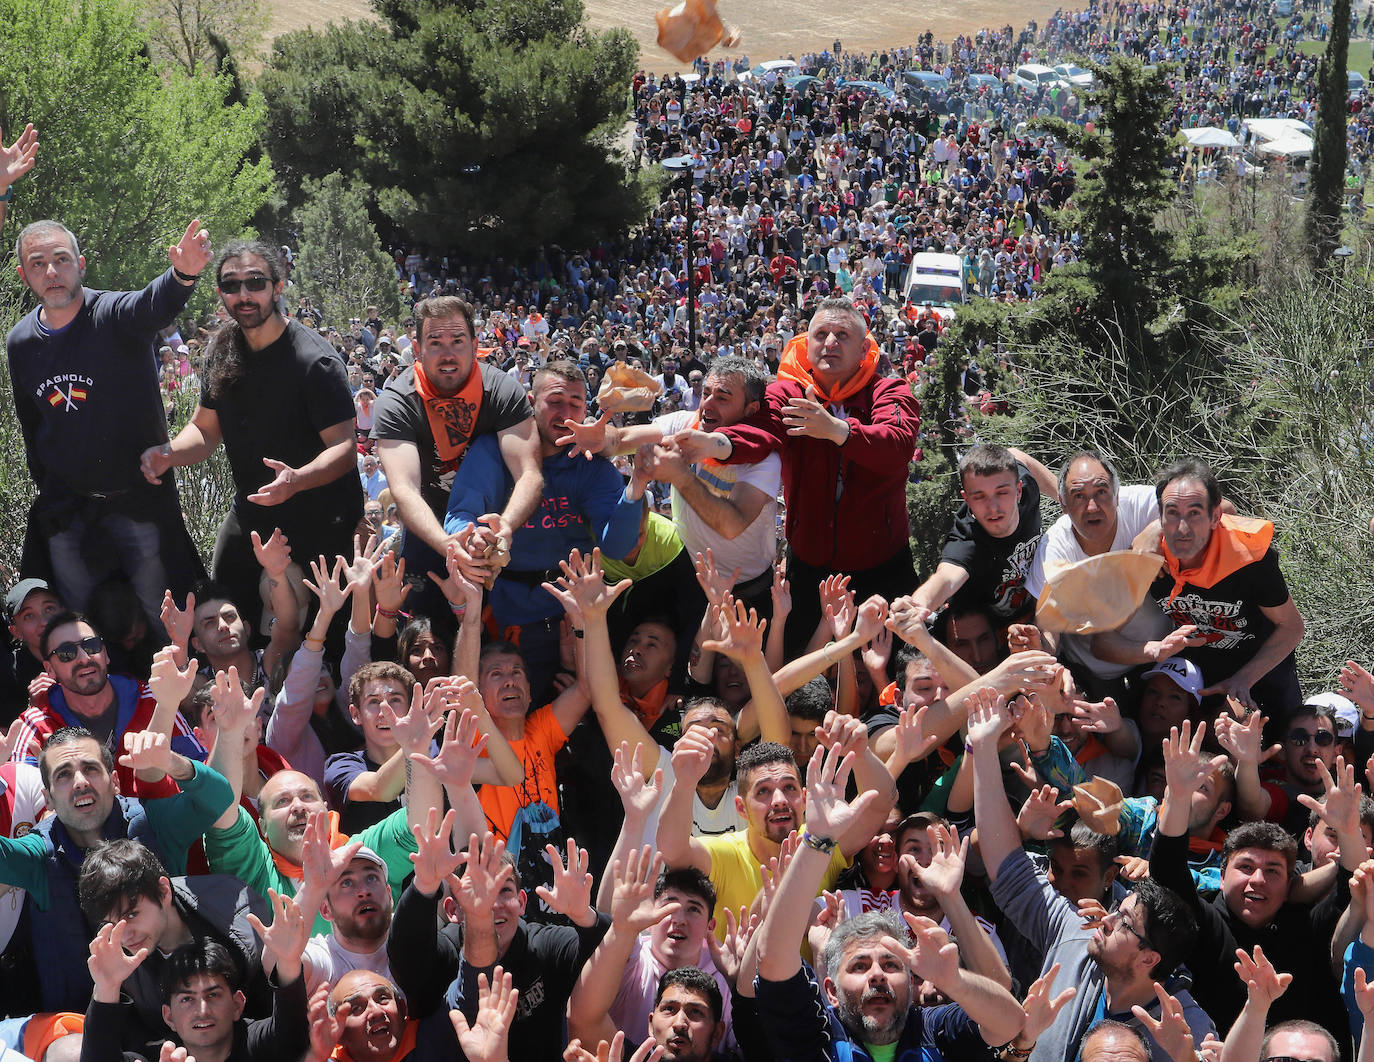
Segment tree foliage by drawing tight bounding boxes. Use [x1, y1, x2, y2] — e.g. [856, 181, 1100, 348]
[294, 171, 401, 328]
[258, 0, 654, 256]
[0, 0, 275, 309]
[1304, 0, 1351, 265]
[142, 0, 267, 76]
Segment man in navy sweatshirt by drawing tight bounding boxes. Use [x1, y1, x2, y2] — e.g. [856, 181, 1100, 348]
[7, 217, 211, 631]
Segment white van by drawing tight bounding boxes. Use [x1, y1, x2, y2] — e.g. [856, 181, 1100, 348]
[1013, 64, 1060, 93]
[904, 252, 968, 321]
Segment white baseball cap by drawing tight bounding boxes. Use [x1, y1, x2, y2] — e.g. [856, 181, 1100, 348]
[1141, 657, 1204, 702]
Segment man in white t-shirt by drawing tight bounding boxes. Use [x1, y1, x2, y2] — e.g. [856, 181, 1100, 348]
[1022, 452, 1169, 696]
[557, 355, 780, 607]
[302, 845, 395, 996]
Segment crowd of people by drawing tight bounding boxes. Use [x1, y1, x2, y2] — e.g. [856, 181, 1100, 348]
[1, 0, 1374, 1060]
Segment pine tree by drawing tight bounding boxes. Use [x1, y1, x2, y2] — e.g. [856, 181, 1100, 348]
[294, 172, 401, 327]
[1304, 0, 1351, 266]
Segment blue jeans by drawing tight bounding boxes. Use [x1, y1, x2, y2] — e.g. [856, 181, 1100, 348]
[48, 509, 170, 632]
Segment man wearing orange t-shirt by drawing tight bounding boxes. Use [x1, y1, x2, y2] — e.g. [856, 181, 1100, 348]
[474, 639, 591, 915]
[674, 296, 920, 648]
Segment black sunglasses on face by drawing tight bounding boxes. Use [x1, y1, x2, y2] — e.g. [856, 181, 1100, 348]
[218, 276, 271, 295]
[48, 636, 104, 663]
[1288, 727, 1336, 748]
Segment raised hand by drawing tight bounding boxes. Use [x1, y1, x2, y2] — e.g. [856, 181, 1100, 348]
[1162, 721, 1228, 797]
[861, 622, 893, 677]
[452, 833, 513, 921]
[1341, 660, 1374, 715]
[710, 905, 757, 990]
[1297, 756, 1364, 838]
[692, 549, 740, 606]
[908, 824, 968, 899]
[1077, 896, 1109, 932]
[612, 742, 662, 818]
[1013, 693, 1053, 753]
[542, 548, 631, 620]
[372, 550, 411, 614]
[160, 590, 196, 651]
[88, 919, 149, 1000]
[148, 645, 196, 708]
[391, 683, 446, 757]
[1017, 784, 1072, 841]
[807, 889, 846, 966]
[771, 562, 792, 618]
[412, 707, 488, 791]
[890, 704, 939, 767]
[802, 739, 883, 842]
[823, 576, 856, 639]
[1020, 963, 1078, 1043]
[555, 410, 612, 460]
[965, 687, 1014, 751]
[609, 846, 680, 932]
[853, 594, 888, 644]
[119, 730, 174, 776]
[303, 555, 352, 616]
[1006, 623, 1043, 653]
[168, 217, 212, 277]
[669, 726, 718, 788]
[247, 888, 309, 981]
[0, 719, 37, 763]
[1213, 711, 1280, 766]
[1130, 983, 1197, 1062]
[410, 807, 465, 896]
[250, 528, 292, 576]
[430, 540, 484, 608]
[757, 832, 800, 919]
[534, 839, 594, 921]
[307, 983, 348, 1062]
[342, 534, 384, 592]
[1233, 945, 1292, 1009]
[891, 913, 961, 989]
[1354, 966, 1374, 1021]
[887, 595, 936, 641]
[563, 1032, 664, 1062]
[211, 666, 266, 735]
[700, 595, 766, 660]
[1070, 696, 1122, 734]
[158, 1045, 195, 1062]
[816, 709, 870, 759]
[450, 968, 518, 1062]
[0, 125, 39, 192]
[298, 810, 364, 909]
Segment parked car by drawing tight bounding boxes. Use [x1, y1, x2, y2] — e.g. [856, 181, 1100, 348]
[1053, 63, 1094, 88]
[900, 70, 951, 100]
[1012, 63, 1060, 92]
[738, 59, 799, 85]
[966, 72, 1004, 93]
[1350, 70, 1367, 93]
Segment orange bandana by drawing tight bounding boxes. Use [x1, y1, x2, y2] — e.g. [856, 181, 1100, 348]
[776, 332, 881, 405]
[1161, 514, 1274, 604]
[620, 675, 671, 729]
[413, 360, 485, 470]
[271, 810, 347, 883]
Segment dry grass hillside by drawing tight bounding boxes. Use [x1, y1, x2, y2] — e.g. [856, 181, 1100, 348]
[266, 0, 1064, 72]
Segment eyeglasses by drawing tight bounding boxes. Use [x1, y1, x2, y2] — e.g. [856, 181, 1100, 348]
[218, 276, 271, 295]
[1261, 1057, 1328, 1062]
[1104, 901, 1152, 950]
[1288, 727, 1336, 748]
[48, 636, 105, 663]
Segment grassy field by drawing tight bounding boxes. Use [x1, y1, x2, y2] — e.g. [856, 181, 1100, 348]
[1293, 35, 1373, 72]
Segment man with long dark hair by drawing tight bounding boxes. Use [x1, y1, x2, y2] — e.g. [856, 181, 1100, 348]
[140, 241, 360, 625]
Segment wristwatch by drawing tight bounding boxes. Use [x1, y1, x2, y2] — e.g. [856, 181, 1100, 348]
[800, 830, 837, 854]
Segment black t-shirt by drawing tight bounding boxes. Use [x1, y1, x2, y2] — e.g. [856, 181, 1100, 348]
[940, 464, 1042, 622]
[202, 320, 361, 529]
[1149, 546, 1290, 685]
[370, 360, 532, 517]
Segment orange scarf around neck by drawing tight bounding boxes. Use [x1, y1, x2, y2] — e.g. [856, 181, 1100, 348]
[620, 675, 671, 729]
[413, 360, 485, 469]
[1161, 514, 1274, 603]
[331, 1018, 419, 1062]
[776, 332, 881, 405]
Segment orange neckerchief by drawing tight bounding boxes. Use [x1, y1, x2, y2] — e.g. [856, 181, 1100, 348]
[620, 675, 671, 729]
[878, 684, 957, 767]
[1161, 514, 1274, 604]
[1074, 736, 1107, 765]
[331, 1018, 419, 1062]
[412, 360, 485, 469]
[776, 332, 881, 405]
[271, 810, 347, 882]
[1188, 828, 1226, 856]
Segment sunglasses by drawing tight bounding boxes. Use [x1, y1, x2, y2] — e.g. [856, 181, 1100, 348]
[48, 635, 105, 663]
[1288, 727, 1336, 748]
[218, 276, 271, 295]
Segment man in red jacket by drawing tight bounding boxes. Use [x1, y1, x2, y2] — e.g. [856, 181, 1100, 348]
[672, 296, 919, 647]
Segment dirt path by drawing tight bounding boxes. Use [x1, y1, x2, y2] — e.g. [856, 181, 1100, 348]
[267, 0, 1067, 71]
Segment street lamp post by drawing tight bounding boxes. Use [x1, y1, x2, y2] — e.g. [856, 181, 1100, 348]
[660, 154, 697, 360]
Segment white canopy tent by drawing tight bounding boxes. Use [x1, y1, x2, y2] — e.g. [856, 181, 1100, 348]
[1183, 126, 1242, 148]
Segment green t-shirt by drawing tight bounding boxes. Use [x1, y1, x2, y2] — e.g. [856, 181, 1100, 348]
[866, 1043, 898, 1062]
[599, 512, 683, 582]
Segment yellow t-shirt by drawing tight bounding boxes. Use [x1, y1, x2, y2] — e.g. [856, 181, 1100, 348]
[701, 829, 849, 941]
